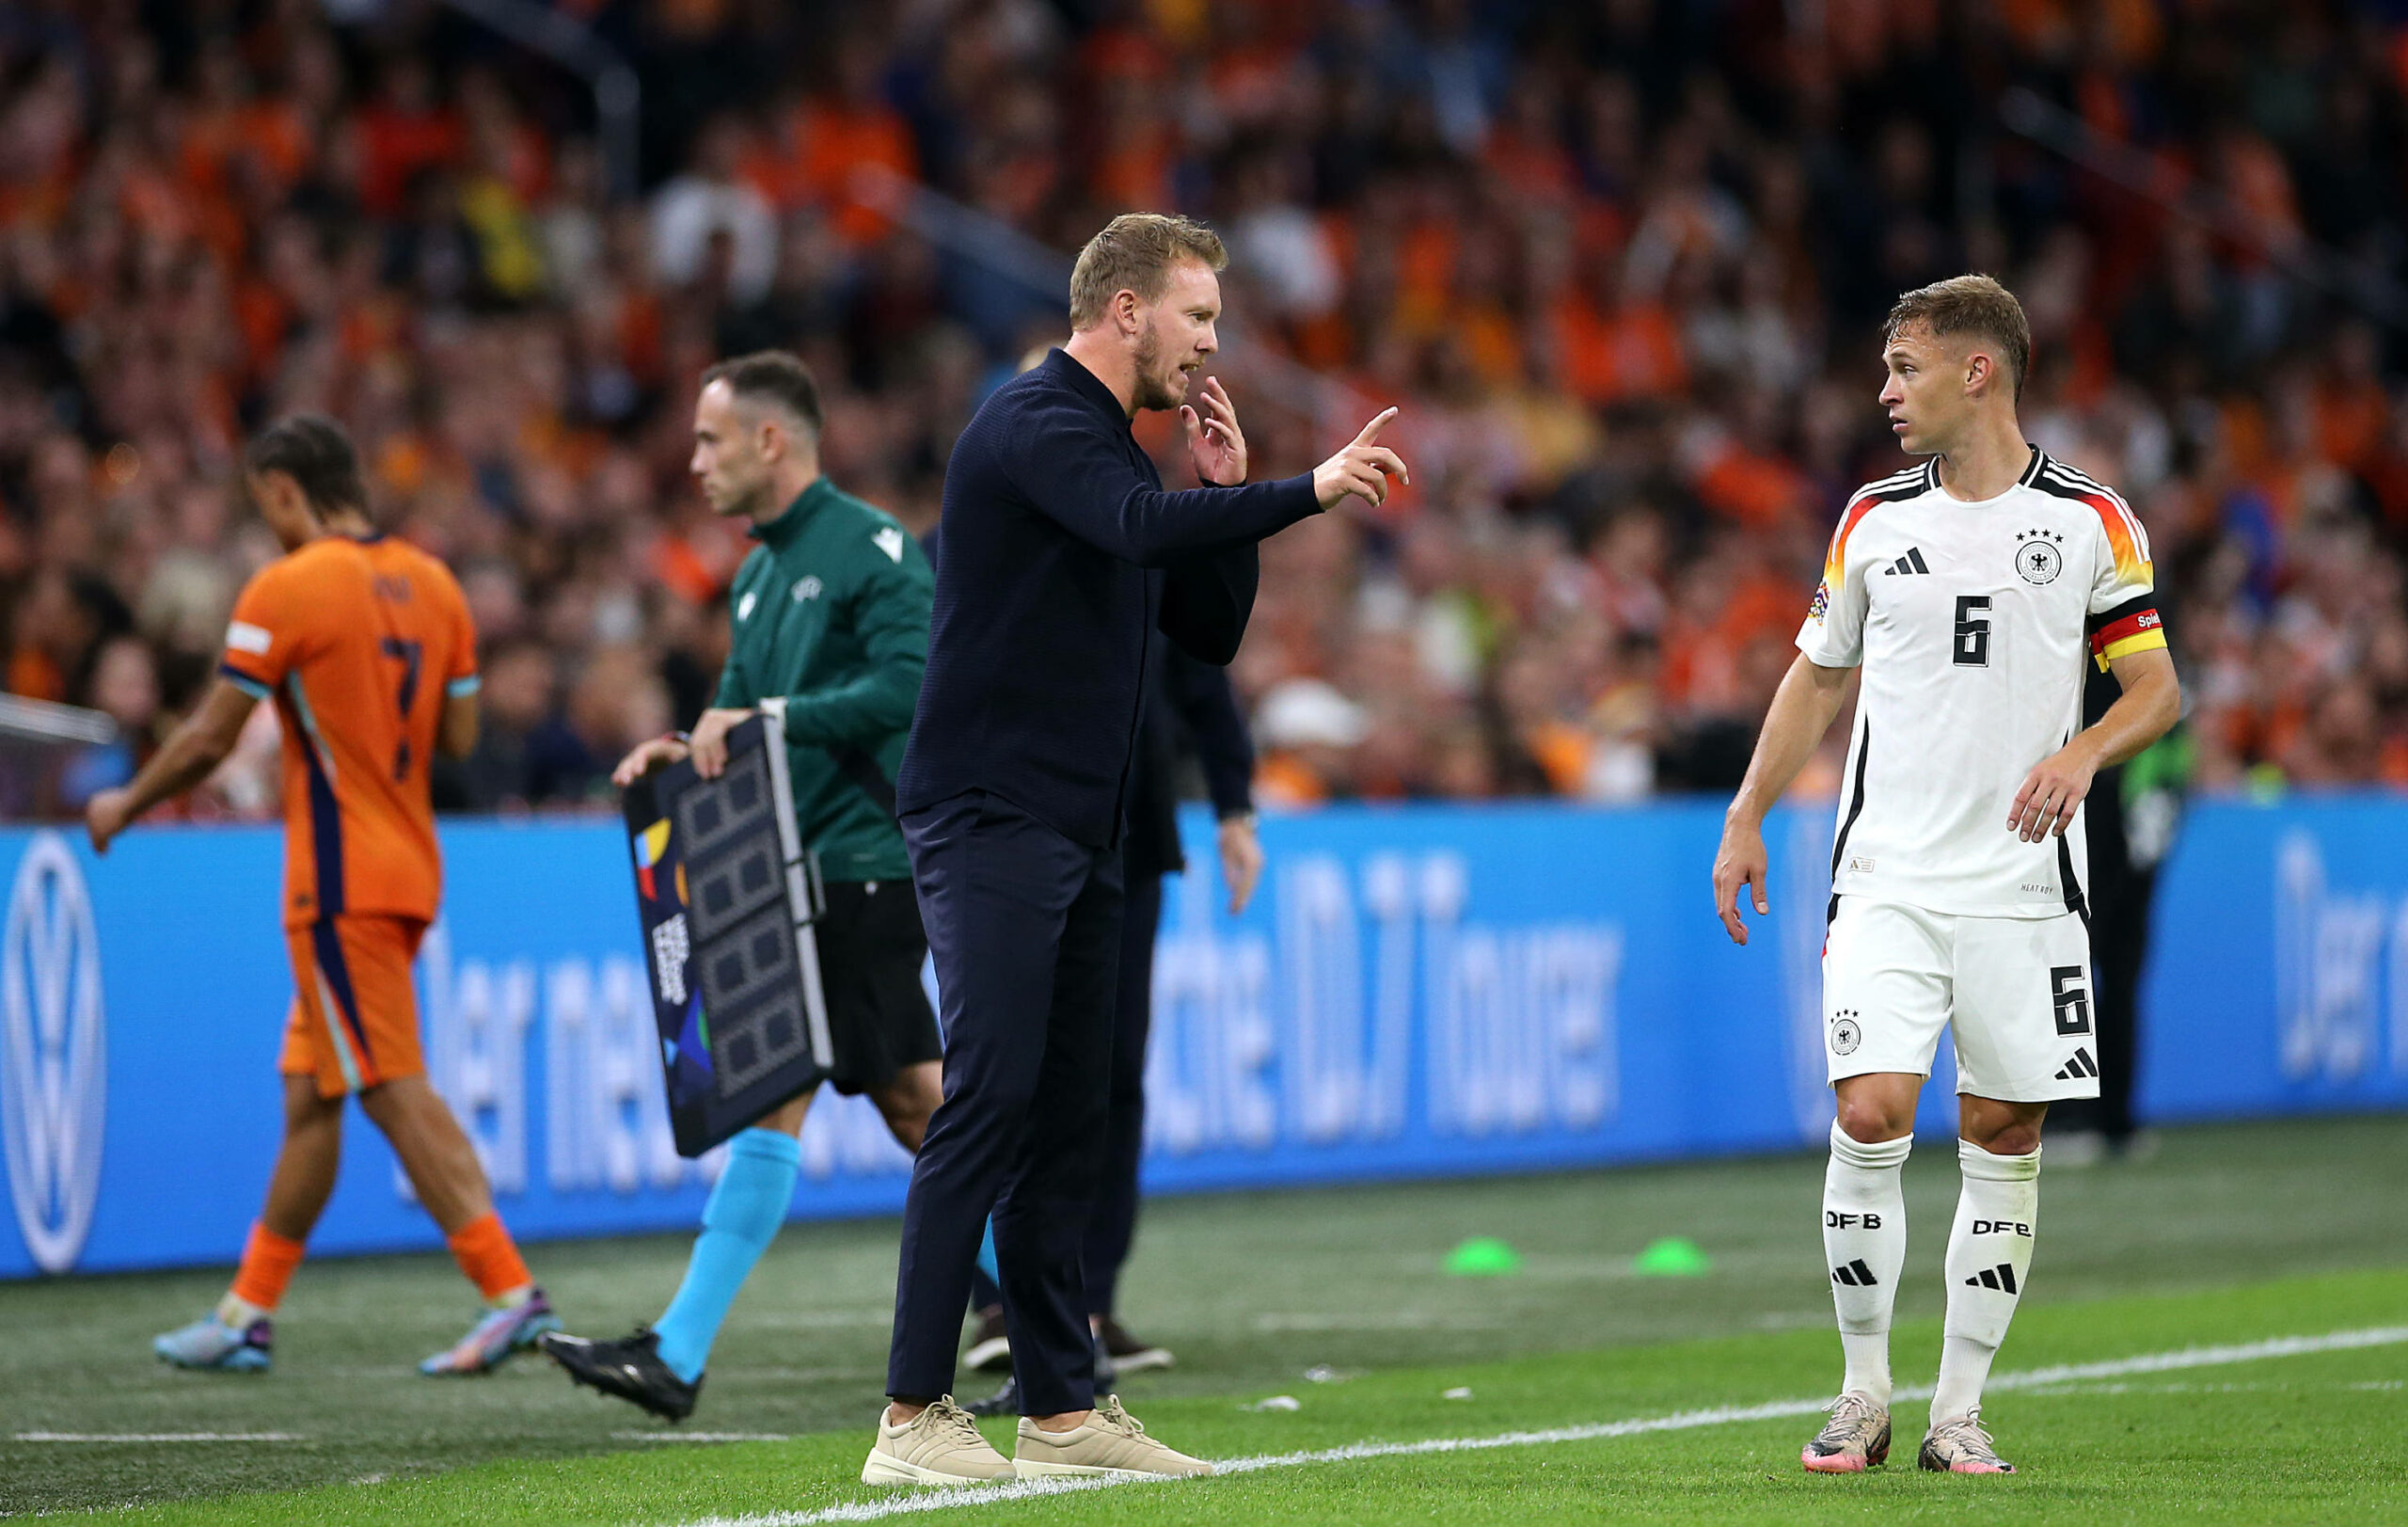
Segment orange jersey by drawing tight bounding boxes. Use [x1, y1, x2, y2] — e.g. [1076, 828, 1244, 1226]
[220, 534, 477, 928]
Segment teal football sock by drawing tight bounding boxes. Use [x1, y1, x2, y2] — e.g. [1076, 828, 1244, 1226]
[969, 1219, 1003, 1310]
[653, 1127, 800, 1383]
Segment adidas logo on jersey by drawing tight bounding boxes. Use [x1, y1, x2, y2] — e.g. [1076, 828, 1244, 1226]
[1881, 547, 1932, 576]
[1830, 1259, 1879, 1287]
[2054, 1046, 2099, 1081]
[1964, 1264, 2020, 1294]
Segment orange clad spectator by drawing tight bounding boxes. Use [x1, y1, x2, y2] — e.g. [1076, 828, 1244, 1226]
[1087, 78, 1180, 215]
[1203, 8, 1296, 132]
[2316, 325, 2390, 474]
[1693, 441, 1810, 530]
[1393, 216, 1462, 336]
[354, 58, 464, 219]
[1077, 20, 1171, 87]
[2215, 129, 2303, 263]
[782, 37, 919, 247]
[181, 42, 313, 204]
[1555, 276, 1688, 405]
[1656, 554, 1796, 716]
[1484, 81, 1576, 208]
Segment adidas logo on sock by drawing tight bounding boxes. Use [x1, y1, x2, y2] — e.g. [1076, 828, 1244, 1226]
[1830, 1259, 1879, 1287]
[2055, 1046, 2099, 1080]
[1964, 1264, 2020, 1294]
[1882, 548, 1932, 576]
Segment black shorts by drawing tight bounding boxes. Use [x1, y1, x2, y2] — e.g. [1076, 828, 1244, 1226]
[815, 878, 942, 1096]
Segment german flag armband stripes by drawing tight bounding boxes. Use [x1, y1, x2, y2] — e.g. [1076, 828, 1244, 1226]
[2087, 595, 2167, 670]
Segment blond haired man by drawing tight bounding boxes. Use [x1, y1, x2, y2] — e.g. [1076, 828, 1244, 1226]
[863, 214, 1403, 1485]
[1713, 276, 2179, 1474]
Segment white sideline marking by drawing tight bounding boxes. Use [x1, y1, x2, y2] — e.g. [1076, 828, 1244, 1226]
[673, 1325, 2408, 1527]
[14, 1432, 308, 1443]
[1252, 1312, 1505, 1332]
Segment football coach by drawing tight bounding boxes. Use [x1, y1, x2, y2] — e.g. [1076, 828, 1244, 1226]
[863, 213, 1406, 1486]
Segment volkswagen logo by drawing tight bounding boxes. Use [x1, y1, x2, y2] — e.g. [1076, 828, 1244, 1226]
[2, 832, 104, 1273]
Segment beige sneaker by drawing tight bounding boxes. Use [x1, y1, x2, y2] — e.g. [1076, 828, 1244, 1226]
[862, 1396, 1016, 1487]
[1012, 1394, 1214, 1479]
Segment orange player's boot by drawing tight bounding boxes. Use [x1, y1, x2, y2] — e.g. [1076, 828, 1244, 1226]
[420, 1289, 560, 1376]
[154, 1313, 274, 1373]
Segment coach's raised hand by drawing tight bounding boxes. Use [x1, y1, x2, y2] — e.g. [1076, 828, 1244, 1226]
[1314, 407, 1409, 511]
[1180, 374, 1248, 486]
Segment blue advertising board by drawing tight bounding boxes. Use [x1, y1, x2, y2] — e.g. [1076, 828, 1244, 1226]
[4, 798, 2404, 1278]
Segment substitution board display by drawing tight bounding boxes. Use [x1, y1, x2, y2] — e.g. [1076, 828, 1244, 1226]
[623, 715, 833, 1156]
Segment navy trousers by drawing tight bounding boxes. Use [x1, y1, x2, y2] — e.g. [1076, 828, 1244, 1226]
[888, 790, 1126, 1416]
[1083, 869, 1161, 1316]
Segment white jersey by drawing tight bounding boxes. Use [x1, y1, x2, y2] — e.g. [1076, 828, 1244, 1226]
[1797, 448, 2166, 918]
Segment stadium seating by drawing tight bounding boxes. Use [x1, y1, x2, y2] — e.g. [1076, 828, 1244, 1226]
[3, 0, 2405, 818]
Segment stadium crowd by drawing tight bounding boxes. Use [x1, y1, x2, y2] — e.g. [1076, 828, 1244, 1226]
[4, 0, 2408, 819]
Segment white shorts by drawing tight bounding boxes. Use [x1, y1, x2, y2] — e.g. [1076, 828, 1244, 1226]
[1822, 897, 2100, 1103]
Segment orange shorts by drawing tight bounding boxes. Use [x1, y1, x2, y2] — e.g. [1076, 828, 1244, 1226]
[277, 915, 430, 1098]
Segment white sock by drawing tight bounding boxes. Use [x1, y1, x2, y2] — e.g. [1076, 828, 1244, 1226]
[1934, 1137, 2040, 1425]
[216, 1292, 268, 1328]
[1823, 1121, 1911, 1406]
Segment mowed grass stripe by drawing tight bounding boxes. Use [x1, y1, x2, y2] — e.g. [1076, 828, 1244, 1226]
[685, 1324, 2408, 1527]
[10, 1119, 2404, 1519]
[14, 1433, 310, 1443]
[31, 1268, 2408, 1525]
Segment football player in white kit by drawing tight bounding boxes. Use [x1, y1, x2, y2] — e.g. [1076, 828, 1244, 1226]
[1713, 276, 2181, 1476]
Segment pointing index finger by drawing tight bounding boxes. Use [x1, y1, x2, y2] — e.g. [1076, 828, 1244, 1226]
[1353, 406, 1399, 448]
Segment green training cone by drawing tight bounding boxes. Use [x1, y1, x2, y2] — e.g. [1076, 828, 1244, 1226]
[1633, 1236, 1713, 1277]
[1443, 1236, 1523, 1276]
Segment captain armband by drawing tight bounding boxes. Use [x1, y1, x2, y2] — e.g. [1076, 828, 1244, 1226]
[2086, 596, 2167, 671]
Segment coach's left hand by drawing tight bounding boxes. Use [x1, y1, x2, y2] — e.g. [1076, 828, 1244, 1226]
[2008, 738, 2100, 842]
[1181, 375, 1247, 486]
[688, 707, 754, 780]
[1217, 812, 1263, 915]
[85, 787, 132, 855]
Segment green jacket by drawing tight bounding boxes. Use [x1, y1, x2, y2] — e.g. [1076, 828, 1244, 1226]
[714, 478, 931, 883]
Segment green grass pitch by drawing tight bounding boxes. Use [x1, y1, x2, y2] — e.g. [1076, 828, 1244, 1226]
[3, 1115, 2401, 1524]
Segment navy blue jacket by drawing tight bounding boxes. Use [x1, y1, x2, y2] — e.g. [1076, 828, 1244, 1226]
[898, 348, 1317, 848]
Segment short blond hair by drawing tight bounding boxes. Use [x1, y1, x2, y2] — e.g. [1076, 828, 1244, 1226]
[1885, 275, 2033, 400]
[1068, 213, 1228, 330]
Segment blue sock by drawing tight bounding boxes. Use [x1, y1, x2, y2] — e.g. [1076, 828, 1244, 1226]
[968, 1219, 1004, 1311]
[652, 1128, 800, 1383]
[976, 1220, 1000, 1285]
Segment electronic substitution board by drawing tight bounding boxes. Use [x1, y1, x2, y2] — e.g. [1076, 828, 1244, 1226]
[623, 714, 833, 1156]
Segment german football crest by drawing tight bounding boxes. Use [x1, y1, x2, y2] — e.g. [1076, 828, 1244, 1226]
[2014, 529, 2065, 585]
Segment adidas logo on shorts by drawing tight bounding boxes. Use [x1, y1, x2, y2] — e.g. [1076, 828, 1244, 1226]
[2054, 1046, 2099, 1081]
